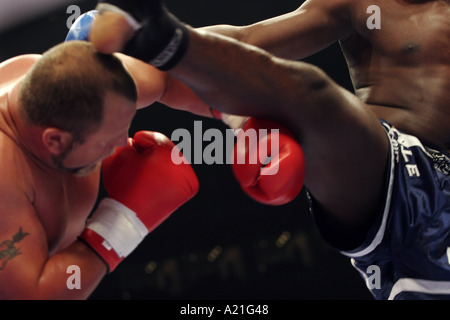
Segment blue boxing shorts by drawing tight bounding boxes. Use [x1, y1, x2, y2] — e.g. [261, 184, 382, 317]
[307, 120, 450, 300]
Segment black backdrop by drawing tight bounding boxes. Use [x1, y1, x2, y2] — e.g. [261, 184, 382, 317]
[0, 0, 373, 300]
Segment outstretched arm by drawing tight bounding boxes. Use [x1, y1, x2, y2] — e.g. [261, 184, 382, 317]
[200, 0, 354, 60]
[115, 52, 212, 117]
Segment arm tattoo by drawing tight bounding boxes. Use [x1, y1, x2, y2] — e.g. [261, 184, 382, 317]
[0, 228, 30, 271]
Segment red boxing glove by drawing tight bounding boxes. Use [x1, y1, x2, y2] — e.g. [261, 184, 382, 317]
[232, 118, 304, 206]
[80, 131, 199, 271]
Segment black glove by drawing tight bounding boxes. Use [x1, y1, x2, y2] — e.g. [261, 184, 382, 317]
[96, 0, 189, 70]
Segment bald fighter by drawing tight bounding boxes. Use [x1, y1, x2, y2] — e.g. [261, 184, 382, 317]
[88, 0, 450, 299]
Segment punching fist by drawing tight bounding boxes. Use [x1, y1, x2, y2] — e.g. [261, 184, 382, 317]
[232, 118, 305, 206]
[80, 131, 199, 271]
[90, 0, 189, 70]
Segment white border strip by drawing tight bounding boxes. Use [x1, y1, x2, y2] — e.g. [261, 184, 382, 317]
[341, 123, 395, 258]
[388, 278, 450, 300]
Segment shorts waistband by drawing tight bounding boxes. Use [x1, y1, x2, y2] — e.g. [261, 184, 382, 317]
[380, 119, 450, 175]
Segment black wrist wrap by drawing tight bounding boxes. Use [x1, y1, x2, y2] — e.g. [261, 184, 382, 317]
[98, 0, 189, 70]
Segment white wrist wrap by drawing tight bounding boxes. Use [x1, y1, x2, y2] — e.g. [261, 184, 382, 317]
[86, 198, 148, 258]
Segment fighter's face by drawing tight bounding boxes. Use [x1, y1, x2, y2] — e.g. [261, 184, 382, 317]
[53, 91, 136, 177]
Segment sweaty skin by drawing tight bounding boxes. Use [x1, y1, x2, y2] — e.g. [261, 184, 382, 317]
[0, 48, 209, 299]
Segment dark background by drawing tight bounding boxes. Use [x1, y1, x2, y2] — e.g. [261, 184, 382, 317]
[0, 0, 373, 300]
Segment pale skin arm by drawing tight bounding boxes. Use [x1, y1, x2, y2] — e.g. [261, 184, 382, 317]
[0, 55, 107, 299]
[0, 52, 209, 300]
[115, 53, 213, 117]
[0, 185, 107, 299]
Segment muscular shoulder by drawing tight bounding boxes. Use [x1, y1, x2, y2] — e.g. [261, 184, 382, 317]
[0, 55, 41, 90]
[293, 0, 360, 40]
[0, 133, 34, 202]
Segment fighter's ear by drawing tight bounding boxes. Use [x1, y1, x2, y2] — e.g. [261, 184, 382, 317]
[42, 128, 73, 155]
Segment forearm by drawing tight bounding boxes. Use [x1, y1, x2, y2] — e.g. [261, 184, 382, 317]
[199, 24, 245, 41]
[38, 241, 107, 300]
[117, 51, 214, 117]
[5, 241, 107, 300]
[158, 73, 213, 117]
